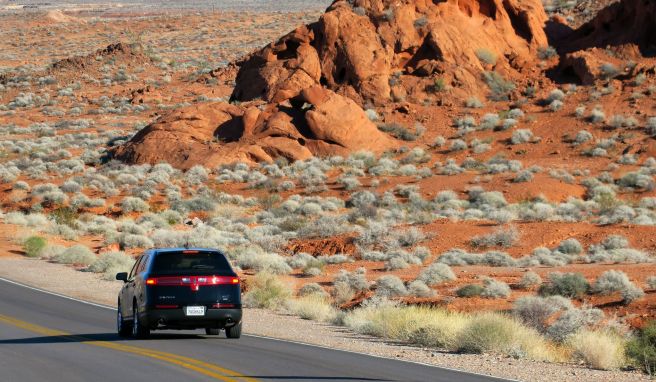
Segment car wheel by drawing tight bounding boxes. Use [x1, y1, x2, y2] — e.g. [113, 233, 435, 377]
[117, 303, 132, 337]
[205, 328, 220, 336]
[132, 301, 150, 339]
[225, 322, 241, 339]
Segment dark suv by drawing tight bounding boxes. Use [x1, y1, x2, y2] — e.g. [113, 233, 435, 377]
[116, 248, 242, 339]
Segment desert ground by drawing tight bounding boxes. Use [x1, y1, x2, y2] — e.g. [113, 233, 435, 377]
[1, 0, 655, 379]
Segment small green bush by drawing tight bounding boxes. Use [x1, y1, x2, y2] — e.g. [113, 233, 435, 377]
[456, 284, 484, 297]
[483, 71, 515, 101]
[539, 272, 589, 298]
[627, 321, 656, 375]
[23, 236, 47, 258]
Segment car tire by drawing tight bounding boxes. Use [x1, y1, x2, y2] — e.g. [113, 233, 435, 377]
[225, 322, 241, 339]
[132, 301, 150, 339]
[117, 302, 132, 337]
[205, 328, 220, 336]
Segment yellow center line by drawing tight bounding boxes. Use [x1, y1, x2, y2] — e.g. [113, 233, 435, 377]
[0, 314, 257, 382]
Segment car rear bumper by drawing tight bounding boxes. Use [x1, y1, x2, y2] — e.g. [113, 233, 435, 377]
[142, 308, 242, 330]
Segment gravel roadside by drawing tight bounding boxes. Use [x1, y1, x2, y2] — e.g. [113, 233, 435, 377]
[0, 257, 648, 382]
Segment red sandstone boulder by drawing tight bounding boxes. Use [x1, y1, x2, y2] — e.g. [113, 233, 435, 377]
[231, 0, 548, 105]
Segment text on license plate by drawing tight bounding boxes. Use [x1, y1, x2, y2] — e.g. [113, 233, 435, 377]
[185, 306, 205, 316]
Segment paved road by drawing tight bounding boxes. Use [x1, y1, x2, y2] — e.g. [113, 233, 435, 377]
[0, 278, 510, 382]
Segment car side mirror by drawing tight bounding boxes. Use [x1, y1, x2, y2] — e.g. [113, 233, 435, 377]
[116, 272, 128, 282]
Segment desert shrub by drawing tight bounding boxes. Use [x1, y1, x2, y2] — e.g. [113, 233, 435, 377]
[570, 329, 625, 370]
[511, 129, 533, 144]
[476, 49, 497, 65]
[184, 165, 208, 186]
[236, 250, 292, 275]
[518, 271, 542, 289]
[558, 238, 583, 255]
[407, 280, 436, 297]
[479, 113, 500, 130]
[455, 312, 553, 360]
[546, 89, 565, 103]
[23, 235, 47, 258]
[456, 284, 484, 297]
[549, 100, 563, 111]
[449, 139, 467, 152]
[626, 321, 656, 375]
[539, 272, 589, 298]
[39, 244, 65, 259]
[647, 276, 656, 289]
[592, 270, 644, 304]
[298, 283, 328, 298]
[377, 123, 424, 141]
[465, 97, 484, 108]
[574, 130, 593, 144]
[243, 272, 292, 309]
[602, 235, 629, 250]
[121, 196, 149, 213]
[54, 245, 96, 266]
[385, 256, 409, 270]
[375, 275, 408, 297]
[88, 251, 135, 279]
[546, 306, 604, 343]
[589, 108, 606, 123]
[343, 302, 464, 349]
[287, 295, 337, 322]
[333, 268, 370, 304]
[618, 171, 655, 191]
[513, 169, 533, 183]
[394, 227, 426, 247]
[513, 295, 573, 333]
[471, 226, 518, 248]
[483, 71, 515, 101]
[417, 263, 456, 286]
[481, 277, 510, 298]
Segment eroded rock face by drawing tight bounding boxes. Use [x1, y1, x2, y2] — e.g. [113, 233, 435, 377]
[231, 0, 548, 105]
[114, 87, 393, 168]
[557, 0, 656, 84]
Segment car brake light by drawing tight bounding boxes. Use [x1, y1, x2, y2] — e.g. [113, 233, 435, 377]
[212, 303, 236, 308]
[145, 276, 240, 287]
[182, 250, 199, 254]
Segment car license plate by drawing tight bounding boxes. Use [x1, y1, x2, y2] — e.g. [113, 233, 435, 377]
[185, 306, 205, 316]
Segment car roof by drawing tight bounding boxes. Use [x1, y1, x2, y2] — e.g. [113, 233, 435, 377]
[144, 248, 223, 255]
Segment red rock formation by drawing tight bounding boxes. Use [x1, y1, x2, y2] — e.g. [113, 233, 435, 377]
[232, 0, 548, 105]
[557, 0, 656, 84]
[113, 86, 394, 168]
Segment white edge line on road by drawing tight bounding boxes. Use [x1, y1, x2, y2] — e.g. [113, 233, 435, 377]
[0, 276, 517, 382]
[0, 277, 116, 310]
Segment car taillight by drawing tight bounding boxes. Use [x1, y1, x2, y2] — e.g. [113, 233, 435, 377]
[155, 304, 178, 309]
[212, 303, 236, 308]
[146, 276, 239, 286]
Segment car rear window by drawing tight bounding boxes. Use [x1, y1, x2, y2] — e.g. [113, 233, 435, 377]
[151, 251, 232, 275]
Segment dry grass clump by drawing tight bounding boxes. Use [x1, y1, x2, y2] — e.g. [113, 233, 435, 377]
[287, 295, 337, 322]
[569, 329, 626, 370]
[243, 272, 292, 309]
[342, 303, 560, 362]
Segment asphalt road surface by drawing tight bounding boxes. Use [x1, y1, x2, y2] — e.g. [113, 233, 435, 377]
[0, 278, 511, 382]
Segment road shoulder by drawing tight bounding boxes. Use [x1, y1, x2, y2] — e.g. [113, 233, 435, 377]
[0, 257, 647, 382]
